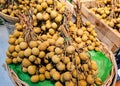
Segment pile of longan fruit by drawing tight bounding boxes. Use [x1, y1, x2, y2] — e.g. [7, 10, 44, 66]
[5, 0, 102, 86]
[90, 0, 120, 33]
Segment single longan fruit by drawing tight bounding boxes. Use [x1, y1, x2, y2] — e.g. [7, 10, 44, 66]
[50, 10, 58, 19]
[6, 57, 13, 64]
[22, 67, 28, 73]
[22, 58, 31, 67]
[29, 41, 38, 48]
[18, 51, 24, 58]
[39, 51, 45, 58]
[55, 81, 63, 86]
[12, 58, 18, 64]
[12, 52, 18, 58]
[15, 45, 21, 52]
[8, 45, 15, 53]
[31, 75, 39, 83]
[39, 66, 46, 74]
[45, 71, 51, 79]
[28, 65, 37, 75]
[24, 48, 32, 57]
[29, 55, 36, 62]
[20, 42, 28, 50]
[17, 56, 22, 62]
[8, 37, 16, 44]
[32, 48, 39, 56]
[41, 2, 48, 9]
[39, 74, 45, 81]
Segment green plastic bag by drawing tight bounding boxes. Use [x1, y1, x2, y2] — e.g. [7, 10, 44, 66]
[88, 50, 112, 82]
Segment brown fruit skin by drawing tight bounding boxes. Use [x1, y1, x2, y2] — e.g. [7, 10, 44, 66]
[39, 74, 45, 81]
[39, 66, 46, 74]
[28, 65, 37, 75]
[8, 37, 16, 44]
[55, 81, 63, 86]
[63, 72, 72, 81]
[31, 75, 39, 83]
[6, 57, 13, 64]
[78, 80, 87, 86]
[22, 58, 31, 67]
[20, 42, 28, 50]
[8, 45, 15, 53]
[29, 41, 38, 48]
[45, 71, 51, 79]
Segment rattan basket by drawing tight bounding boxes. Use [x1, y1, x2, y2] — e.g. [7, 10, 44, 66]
[4, 42, 117, 86]
[0, 12, 19, 23]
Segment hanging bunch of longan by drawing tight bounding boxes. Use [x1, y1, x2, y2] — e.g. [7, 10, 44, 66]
[91, 0, 120, 33]
[6, 0, 102, 86]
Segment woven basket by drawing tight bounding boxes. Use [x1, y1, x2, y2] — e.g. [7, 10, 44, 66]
[0, 12, 19, 23]
[81, 1, 120, 52]
[4, 42, 117, 86]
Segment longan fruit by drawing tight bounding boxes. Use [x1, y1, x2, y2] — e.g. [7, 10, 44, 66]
[13, 30, 20, 38]
[46, 0, 53, 5]
[24, 48, 32, 57]
[18, 37, 24, 44]
[63, 72, 72, 81]
[22, 67, 28, 73]
[79, 52, 89, 61]
[28, 65, 37, 75]
[34, 27, 41, 34]
[29, 41, 38, 48]
[55, 47, 63, 54]
[13, 58, 18, 64]
[6, 50, 11, 57]
[19, 42, 28, 50]
[78, 80, 87, 86]
[86, 75, 94, 84]
[62, 57, 70, 64]
[34, 58, 41, 64]
[17, 56, 22, 62]
[31, 75, 39, 83]
[18, 51, 24, 58]
[51, 22, 57, 29]
[45, 71, 51, 79]
[29, 55, 36, 62]
[32, 47, 39, 56]
[8, 45, 15, 53]
[39, 74, 45, 81]
[50, 10, 58, 19]
[12, 52, 18, 58]
[46, 63, 53, 71]
[41, 2, 48, 9]
[15, 45, 21, 52]
[6, 57, 13, 64]
[22, 58, 31, 67]
[52, 55, 60, 64]
[56, 62, 65, 71]
[39, 51, 45, 58]
[36, 5, 42, 12]
[52, 71, 60, 80]
[55, 81, 63, 86]
[36, 13, 43, 20]
[8, 37, 16, 44]
[39, 66, 46, 74]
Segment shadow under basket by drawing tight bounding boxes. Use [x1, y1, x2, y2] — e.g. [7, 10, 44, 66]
[4, 42, 117, 86]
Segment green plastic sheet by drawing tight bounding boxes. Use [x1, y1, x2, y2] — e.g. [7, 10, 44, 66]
[88, 50, 112, 82]
[8, 50, 112, 86]
[8, 64, 55, 86]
